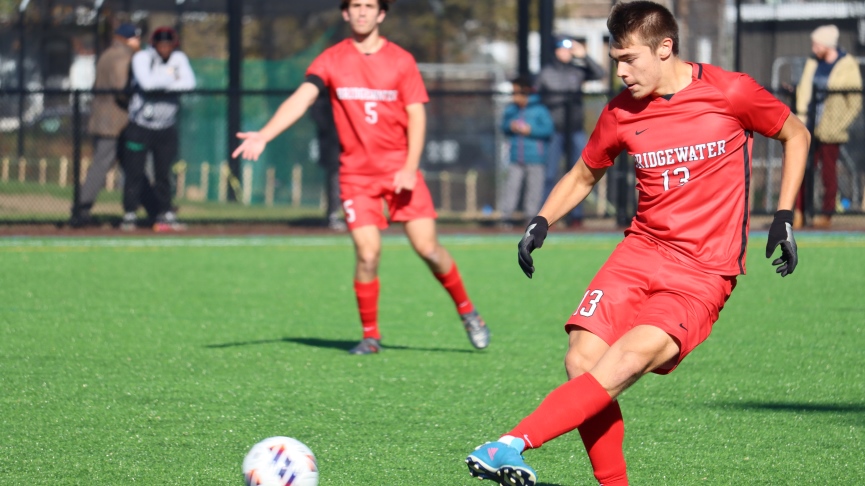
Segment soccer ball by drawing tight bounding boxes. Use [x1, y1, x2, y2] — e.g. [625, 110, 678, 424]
[243, 436, 319, 486]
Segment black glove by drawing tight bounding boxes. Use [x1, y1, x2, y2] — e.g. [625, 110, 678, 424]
[765, 209, 798, 277]
[518, 216, 549, 278]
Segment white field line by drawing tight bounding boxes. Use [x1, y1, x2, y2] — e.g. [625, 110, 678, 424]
[0, 233, 862, 250]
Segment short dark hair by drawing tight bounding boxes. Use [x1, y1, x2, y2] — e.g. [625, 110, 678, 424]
[607, 1, 679, 56]
[340, 0, 391, 12]
[511, 75, 534, 92]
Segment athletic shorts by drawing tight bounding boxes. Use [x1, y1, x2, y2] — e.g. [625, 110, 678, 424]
[565, 234, 737, 374]
[340, 171, 437, 231]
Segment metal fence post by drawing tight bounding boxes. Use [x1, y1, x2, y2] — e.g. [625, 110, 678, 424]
[16, 7, 26, 160]
[227, 0, 242, 203]
[517, 0, 530, 77]
[72, 90, 82, 214]
[539, 0, 554, 69]
[802, 89, 817, 224]
[564, 97, 574, 177]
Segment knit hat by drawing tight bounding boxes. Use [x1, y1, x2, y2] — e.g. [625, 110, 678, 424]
[811, 25, 839, 48]
[115, 23, 139, 39]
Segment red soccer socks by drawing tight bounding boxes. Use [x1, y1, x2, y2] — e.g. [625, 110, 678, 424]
[434, 263, 474, 315]
[354, 279, 380, 340]
[579, 400, 628, 486]
[507, 372, 613, 450]
[356, 264, 473, 341]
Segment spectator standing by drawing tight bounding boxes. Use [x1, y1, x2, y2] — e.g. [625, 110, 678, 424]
[795, 24, 863, 229]
[310, 92, 346, 231]
[535, 36, 605, 227]
[70, 23, 147, 228]
[122, 26, 196, 231]
[499, 76, 555, 225]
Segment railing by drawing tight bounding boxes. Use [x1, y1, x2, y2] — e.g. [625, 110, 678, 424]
[0, 87, 863, 228]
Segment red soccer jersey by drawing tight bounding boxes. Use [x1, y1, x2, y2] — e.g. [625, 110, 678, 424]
[582, 63, 791, 275]
[306, 39, 429, 183]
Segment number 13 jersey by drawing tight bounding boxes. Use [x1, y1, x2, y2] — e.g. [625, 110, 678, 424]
[582, 62, 791, 276]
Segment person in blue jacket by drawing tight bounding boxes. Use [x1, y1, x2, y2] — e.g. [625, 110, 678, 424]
[500, 75, 555, 225]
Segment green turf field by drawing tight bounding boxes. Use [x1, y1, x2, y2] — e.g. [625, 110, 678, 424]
[1, 233, 863, 485]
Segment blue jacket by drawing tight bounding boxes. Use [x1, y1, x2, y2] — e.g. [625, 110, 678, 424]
[501, 94, 554, 164]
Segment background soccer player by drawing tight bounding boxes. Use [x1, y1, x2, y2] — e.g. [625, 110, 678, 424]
[465, 2, 809, 485]
[232, 0, 489, 354]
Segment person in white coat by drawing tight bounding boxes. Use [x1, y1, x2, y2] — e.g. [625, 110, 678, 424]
[121, 26, 196, 231]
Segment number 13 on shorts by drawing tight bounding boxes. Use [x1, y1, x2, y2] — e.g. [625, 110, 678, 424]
[575, 289, 604, 317]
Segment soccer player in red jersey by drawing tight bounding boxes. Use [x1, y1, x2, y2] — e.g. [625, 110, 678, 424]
[232, 0, 489, 354]
[466, 2, 809, 485]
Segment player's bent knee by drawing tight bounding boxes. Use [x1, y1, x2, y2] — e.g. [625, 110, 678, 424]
[564, 350, 593, 379]
[416, 244, 442, 263]
[355, 249, 381, 268]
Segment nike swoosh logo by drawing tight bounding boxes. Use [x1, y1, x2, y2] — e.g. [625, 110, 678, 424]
[635, 129, 648, 135]
[679, 323, 687, 330]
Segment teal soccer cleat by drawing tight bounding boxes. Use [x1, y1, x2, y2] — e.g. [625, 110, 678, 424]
[466, 441, 537, 486]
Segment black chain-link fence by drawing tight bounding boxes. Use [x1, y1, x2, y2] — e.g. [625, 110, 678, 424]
[3, 86, 864, 227]
[0, 86, 507, 225]
[3, 0, 865, 229]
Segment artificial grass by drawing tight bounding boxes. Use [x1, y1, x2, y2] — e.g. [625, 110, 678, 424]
[0, 233, 863, 485]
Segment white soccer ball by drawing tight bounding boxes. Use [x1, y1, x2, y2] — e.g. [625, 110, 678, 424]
[243, 436, 319, 486]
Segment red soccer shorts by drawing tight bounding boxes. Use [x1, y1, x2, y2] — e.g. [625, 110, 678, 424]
[340, 171, 437, 231]
[565, 234, 737, 374]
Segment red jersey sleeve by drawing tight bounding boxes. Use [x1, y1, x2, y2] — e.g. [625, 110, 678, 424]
[582, 101, 624, 169]
[397, 56, 429, 105]
[721, 73, 790, 137]
[306, 51, 331, 86]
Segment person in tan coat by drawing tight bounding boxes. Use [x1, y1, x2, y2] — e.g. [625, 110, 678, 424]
[794, 24, 863, 228]
[70, 23, 155, 228]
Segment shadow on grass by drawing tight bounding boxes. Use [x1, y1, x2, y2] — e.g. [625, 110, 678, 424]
[723, 402, 865, 422]
[205, 336, 476, 354]
[719, 401, 865, 414]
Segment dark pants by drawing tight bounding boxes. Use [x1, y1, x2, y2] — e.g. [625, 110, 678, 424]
[318, 131, 342, 219]
[122, 123, 178, 215]
[77, 131, 159, 218]
[324, 168, 340, 218]
[796, 141, 839, 216]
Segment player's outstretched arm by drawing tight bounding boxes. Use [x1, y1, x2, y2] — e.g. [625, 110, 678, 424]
[233, 82, 320, 161]
[766, 113, 810, 277]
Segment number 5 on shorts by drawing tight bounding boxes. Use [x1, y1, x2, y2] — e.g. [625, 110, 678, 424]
[576, 289, 604, 317]
[343, 199, 356, 223]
